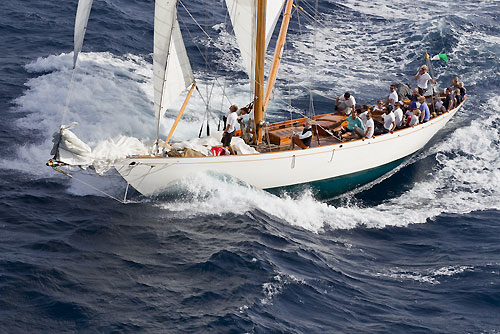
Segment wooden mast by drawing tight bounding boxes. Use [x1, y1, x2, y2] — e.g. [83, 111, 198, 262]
[263, 0, 293, 116]
[253, 0, 266, 144]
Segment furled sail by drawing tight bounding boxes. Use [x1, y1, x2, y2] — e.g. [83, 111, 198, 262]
[225, 0, 286, 82]
[73, 0, 94, 68]
[153, 0, 194, 142]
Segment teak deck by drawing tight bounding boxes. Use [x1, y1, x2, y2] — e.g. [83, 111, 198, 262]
[251, 112, 345, 152]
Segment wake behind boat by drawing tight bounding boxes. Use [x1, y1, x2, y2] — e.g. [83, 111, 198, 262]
[48, 0, 466, 201]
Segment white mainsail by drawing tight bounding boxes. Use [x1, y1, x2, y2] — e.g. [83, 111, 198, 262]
[73, 0, 94, 68]
[153, 0, 195, 142]
[225, 0, 286, 84]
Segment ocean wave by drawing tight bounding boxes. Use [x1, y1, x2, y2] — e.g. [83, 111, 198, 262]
[372, 265, 474, 285]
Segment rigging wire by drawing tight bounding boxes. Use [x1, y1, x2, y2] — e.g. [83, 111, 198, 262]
[179, 0, 295, 112]
[204, 1, 211, 136]
[52, 167, 127, 204]
[292, 2, 337, 40]
[310, 0, 322, 143]
[178, 0, 233, 107]
[178, 0, 234, 134]
[219, 77, 227, 130]
[205, 0, 232, 127]
[273, 3, 354, 117]
[298, 0, 320, 20]
[306, 0, 320, 120]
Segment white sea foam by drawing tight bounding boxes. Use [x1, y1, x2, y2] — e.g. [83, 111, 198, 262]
[372, 265, 474, 285]
[432, 265, 473, 277]
[260, 273, 305, 305]
[2, 54, 142, 184]
[17, 51, 236, 143]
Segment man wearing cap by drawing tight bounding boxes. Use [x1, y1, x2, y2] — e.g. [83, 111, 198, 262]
[414, 65, 436, 95]
[291, 119, 313, 149]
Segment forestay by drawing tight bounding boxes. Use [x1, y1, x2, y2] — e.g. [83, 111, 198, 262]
[225, 0, 285, 87]
[74, 0, 94, 68]
[153, 0, 195, 142]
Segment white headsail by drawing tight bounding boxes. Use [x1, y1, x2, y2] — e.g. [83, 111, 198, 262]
[153, 0, 194, 142]
[225, 0, 286, 84]
[74, 0, 94, 68]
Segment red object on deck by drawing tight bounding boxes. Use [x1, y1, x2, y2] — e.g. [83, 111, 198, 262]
[210, 146, 226, 156]
[406, 115, 412, 127]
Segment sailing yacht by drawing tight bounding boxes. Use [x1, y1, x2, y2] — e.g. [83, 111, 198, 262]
[49, 0, 466, 200]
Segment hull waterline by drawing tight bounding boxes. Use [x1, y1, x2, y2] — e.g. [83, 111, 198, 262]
[268, 156, 408, 200]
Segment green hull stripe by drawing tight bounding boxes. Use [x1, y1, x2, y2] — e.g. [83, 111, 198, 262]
[267, 157, 407, 200]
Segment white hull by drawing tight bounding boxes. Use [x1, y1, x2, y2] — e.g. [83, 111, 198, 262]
[116, 103, 462, 197]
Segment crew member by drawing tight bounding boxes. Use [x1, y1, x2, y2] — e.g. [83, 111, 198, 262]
[414, 65, 436, 95]
[291, 119, 313, 149]
[222, 104, 239, 154]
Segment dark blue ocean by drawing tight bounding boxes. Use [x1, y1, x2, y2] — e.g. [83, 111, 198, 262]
[1, 0, 500, 333]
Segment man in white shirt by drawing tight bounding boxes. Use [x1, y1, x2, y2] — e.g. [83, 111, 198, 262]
[434, 97, 445, 114]
[222, 104, 239, 154]
[414, 65, 436, 95]
[358, 105, 369, 127]
[362, 111, 374, 139]
[335, 92, 356, 115]
[393, 101, 404, 128]
[380, 105, 395, 134]
[387, 84, 399, 108]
